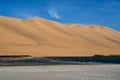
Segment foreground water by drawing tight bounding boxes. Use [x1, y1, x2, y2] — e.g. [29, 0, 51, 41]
[0, 65, 120, 80]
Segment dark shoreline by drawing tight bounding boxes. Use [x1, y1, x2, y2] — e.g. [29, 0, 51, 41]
[0, 55, 120, 66]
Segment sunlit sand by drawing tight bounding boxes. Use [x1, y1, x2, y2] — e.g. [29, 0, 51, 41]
[0, 16, 120, 56]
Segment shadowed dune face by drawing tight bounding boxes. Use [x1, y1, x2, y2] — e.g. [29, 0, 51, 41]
[0, 16, 120, 56]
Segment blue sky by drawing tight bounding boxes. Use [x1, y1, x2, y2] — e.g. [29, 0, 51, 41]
[0, 0, 120, 31]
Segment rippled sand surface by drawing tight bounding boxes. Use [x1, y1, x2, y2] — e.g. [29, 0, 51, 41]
[0, 65, 120, 80]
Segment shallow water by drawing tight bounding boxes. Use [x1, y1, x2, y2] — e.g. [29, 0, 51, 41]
[0, 65, 120, 80]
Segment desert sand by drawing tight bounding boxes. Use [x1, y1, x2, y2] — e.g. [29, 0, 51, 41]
[0, 16, 120, 56]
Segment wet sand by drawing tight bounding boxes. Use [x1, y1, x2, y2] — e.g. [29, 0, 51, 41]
[0, 65, 120, 80]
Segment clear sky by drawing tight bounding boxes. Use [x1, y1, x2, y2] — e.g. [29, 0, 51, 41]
[0, 0, 120, 31]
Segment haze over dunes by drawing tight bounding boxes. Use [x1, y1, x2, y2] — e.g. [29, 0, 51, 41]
[0, 16, 120, 56]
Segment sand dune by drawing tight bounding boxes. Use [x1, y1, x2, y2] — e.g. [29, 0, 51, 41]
[0, 16, 120, 56]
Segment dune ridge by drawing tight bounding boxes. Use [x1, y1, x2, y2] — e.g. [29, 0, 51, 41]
[0, 16, 120, 56]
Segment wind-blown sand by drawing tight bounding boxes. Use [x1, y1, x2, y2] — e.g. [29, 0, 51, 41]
[0, 16, 120, 56]
[0, 65, 120, 80]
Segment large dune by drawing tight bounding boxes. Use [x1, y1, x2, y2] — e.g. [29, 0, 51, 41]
[0, 16, 120, 56]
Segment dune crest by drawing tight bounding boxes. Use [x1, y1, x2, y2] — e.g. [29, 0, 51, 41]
[0, 16, 120, 56]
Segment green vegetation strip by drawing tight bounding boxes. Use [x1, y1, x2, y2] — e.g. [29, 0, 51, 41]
[0, 55, 32, 58]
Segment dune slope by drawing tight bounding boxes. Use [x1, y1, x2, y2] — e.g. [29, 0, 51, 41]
[0, 16, 120, 56]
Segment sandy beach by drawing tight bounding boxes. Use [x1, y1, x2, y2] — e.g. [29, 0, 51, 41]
[0, 65, 120, 80]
